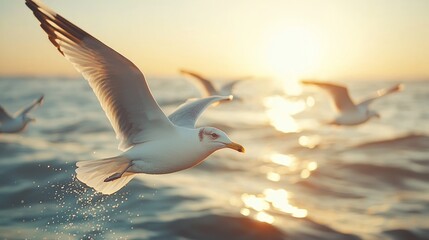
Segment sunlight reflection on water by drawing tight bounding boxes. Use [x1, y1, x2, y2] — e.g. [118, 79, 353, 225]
[241, 188, 308, 224]
[270, 153, 297, 167]
[255, 211, 275, 224]
[300, 161, 318, 179]
[1, 77, 428, 239]
[298, 135, 321, 148]
[264, 189, 308, 218]
[266, 172, 281, 182]
[263, 95, 306, 133]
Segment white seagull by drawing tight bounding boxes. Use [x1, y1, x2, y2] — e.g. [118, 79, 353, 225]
[180, 69, 250, 101]
[0, 95, 44, 133]
[26, 0, 244, 195]
[302, 80, 403, 126]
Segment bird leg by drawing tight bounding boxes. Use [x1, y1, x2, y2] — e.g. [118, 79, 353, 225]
[104, 163, 133, 182]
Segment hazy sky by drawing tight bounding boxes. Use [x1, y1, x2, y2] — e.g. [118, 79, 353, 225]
[0, 0, 428, 81]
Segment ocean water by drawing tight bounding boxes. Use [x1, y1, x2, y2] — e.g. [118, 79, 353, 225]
[0, 77, 428, 240]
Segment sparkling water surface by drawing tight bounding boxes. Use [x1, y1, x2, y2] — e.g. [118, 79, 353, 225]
[0, 77, 428, 240]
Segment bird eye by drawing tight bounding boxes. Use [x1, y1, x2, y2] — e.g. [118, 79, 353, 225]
[210, 133, 219, 139]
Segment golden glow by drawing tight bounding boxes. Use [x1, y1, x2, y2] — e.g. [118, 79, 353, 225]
[241, 189, 308, 222]
[266, 172, 281, 182]
[240, 208, 250, 216]
[1, 1, 429, 79]
[264, 189, 308, 218]
[264, 27, 322, 96]
[278, 77, 303, 96]
[300, 161, 318, 179]
[300, 169, 311, 179]
[265, 96, 306, 115]
[307, 161, 318, 171]
[241, 194, 270, 212]
[265, 27, 321, 75]
[270, 153, 296, 167]
[256, 212, 275, 224]
[298, 135, 321, 148]
[264, 96, 306, 133]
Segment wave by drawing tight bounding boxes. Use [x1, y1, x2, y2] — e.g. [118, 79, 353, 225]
[352, 134, 429, 150]
[337, 163, 429, 188]
[40, 120, 111, 135]
[382, 228, 429, 240]
[293, 218, 361, 240]
[134, 214, 286, 240]
[0, 141, 36, 159]
[296, 180, 364, 199]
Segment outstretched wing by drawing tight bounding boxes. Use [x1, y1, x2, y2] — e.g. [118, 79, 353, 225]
[302, 80, 357, 113]
[219, 76, 251, 96]
[0, 105, 13, 123]
[357, 84, 403, 109]
[168, 96, 232, 128]
[180, 69, 217, 97]
[15, 95, 44, 117]
[26, 0, 173, 151]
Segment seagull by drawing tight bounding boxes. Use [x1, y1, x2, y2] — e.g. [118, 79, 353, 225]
[180, 69, 250, 101]
[26, 0, 245, 195]
[0, 95, 44, 133]
[302, 80, 403, 126]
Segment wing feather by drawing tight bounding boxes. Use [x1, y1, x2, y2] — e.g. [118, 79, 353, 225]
[357, 84, 403, 108]
[26, 0, 173, 150]
[180, 69, 217, 97]
[168, 96, 232, 128]
[0, 106, 13, 123]
[302, 80, 357, 112]
[219, 76, 251, 96]
[15, 95, 44, 117]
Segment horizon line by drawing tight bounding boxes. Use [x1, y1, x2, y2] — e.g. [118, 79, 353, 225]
[0, 74, 428, 83]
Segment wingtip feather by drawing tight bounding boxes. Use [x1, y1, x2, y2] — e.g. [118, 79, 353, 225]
[300, 80, 314, 85]
[390, 83, 403, 91]
[36, 95, 44, 105]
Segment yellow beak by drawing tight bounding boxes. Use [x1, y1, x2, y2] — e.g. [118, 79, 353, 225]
[226, 142, 245, 153]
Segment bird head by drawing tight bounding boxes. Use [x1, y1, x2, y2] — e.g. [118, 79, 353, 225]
[198, 127, 245, 153]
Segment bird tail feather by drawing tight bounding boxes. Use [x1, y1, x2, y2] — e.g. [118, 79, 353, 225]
[76, 156, 135, 195]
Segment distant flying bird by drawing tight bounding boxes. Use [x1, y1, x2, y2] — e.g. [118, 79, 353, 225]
[180, 69, 250, 101]
[302, 80, 402, 126]
[26, 0, 244, 195]
[0, 96, 44, 133]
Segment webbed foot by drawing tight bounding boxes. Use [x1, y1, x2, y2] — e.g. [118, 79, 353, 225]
[104, 173, 122, 182]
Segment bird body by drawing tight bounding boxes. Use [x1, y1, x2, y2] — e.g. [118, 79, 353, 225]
[26, 0, 244, 195]
[0, 96, 44, 133]
[0, 117, 29, 133]
[302, 80, 402, 126]
[124, 126, 231, 174]
[332, 108, 372, 126]
[75, 124, 243, 195]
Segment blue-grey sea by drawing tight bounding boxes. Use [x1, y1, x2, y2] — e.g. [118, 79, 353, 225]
[0, 77, 428, 240]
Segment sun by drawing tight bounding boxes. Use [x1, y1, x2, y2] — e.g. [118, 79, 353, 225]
[264, 27, 322, 95]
